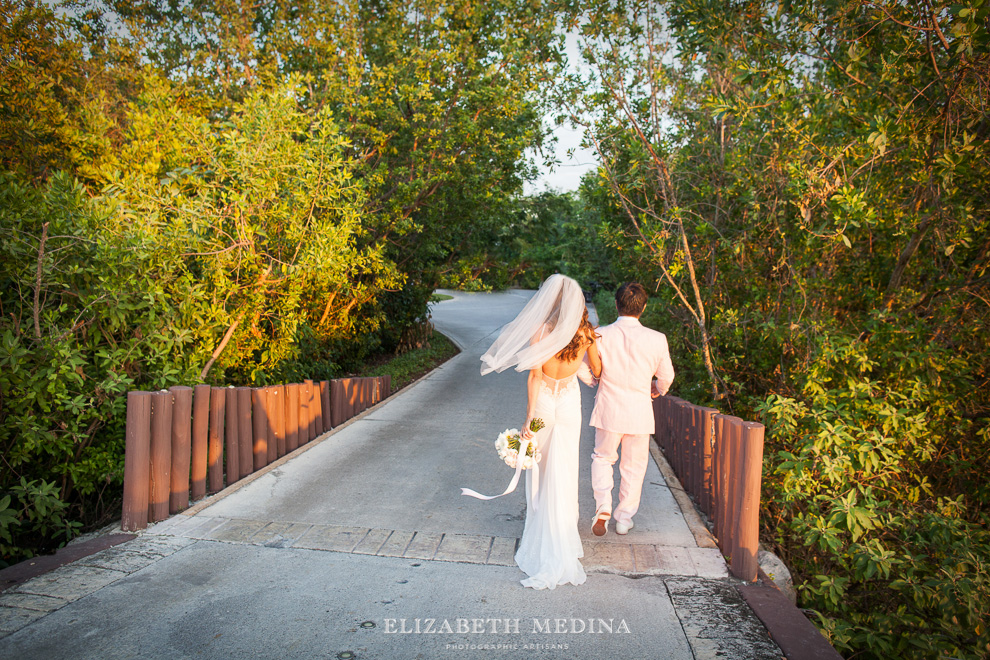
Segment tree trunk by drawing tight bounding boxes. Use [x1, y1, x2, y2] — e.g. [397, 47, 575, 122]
[883, 214, 934, 310]
[33, 222, 49, 340]
[199, 311, 245, 380]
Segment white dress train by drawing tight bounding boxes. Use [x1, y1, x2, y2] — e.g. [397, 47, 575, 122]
[514, 373, 587, 589]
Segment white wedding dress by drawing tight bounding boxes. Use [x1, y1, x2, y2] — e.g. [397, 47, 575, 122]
[514, 372, 587, 589]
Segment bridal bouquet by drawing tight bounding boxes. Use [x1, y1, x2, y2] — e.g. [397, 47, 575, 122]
[495, 418, 546, 470]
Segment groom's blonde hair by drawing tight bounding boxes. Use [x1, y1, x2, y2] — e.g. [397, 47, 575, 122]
[616, 282, 648, 317]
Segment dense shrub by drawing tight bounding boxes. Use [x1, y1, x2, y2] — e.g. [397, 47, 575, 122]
[0, 0, 561, 564]
[564, 1, 989, 656]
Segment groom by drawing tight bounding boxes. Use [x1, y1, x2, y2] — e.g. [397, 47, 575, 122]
[589, 282, 675, 536]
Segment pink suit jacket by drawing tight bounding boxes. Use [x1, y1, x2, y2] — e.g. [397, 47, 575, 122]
[589, 316, 675, 435]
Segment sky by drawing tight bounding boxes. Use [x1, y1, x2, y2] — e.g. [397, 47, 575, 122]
[523, 31, 599, 196]
[523, 122, 599, 196]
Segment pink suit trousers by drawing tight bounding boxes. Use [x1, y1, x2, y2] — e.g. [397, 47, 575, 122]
[591, 428, 650, 526]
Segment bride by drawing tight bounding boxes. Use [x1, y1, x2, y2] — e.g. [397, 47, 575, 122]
[479, 274, 602, 589]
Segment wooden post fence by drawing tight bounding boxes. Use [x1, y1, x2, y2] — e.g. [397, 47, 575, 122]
[285, 383, 299, 453]
[148, 391, 172, 522]
[121, 375, 395, 530]
[320, 381, 331, 433]
[654, 395, 765, 582]
[265, 387, 277, 464]
[252, 388, 268, 471]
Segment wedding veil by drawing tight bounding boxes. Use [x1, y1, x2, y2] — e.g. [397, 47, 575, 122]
[480, 274, 586, 375]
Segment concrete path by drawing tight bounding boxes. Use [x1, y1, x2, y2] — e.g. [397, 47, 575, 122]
[0, 289, 782, 659]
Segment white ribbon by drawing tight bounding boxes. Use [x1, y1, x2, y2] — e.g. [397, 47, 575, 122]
[461, 435, 540, 511]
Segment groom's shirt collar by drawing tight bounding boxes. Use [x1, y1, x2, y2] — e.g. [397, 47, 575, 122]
[616, 315, 641, 323]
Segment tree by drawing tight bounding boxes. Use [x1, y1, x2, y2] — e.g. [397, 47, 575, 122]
[99, 0, 565, 348]
[563, 1, 724, 399]
[569, 0, 989, 657]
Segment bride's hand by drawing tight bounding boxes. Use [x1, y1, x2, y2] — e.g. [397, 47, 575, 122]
[522, 419, 534, 439]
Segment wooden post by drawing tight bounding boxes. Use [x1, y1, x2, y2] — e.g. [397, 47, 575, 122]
[355, 378, 365, 416]
[252, 388, 268, 469]
[731, 422, 765, 582]
[224, 386, 239, 487]
[310, 379, 320, 439]
[683, 403, 693, 486]
[149, 390, 173, 522]
[122, 391, 152, 531]
[671, 401, 681, 475]
[700, 407, 717, 516]
[653, 396, 667, 454]
[728, 419, 745, 564]
[342, 378, 355, 422]
[190, 384, 211, 501]
[303, 379, 316, 440]
[362, 378, 373, 414]
[695, 407, 706, 500]
[207, 387, 226, 493]
[686, 405, 698, 499]
[236, 387, 253, 479]
[299, 381, 311, 445]
[344, 378, 354, 422]
[682, 403, 690, 492]
[330, 379, 343, 428]
[312, 381, 324, 439]
[714, 415, 730, 553]
[266, 386, 277, 463]
[320, 381, 331, 432]
[285, 383, 300, 452]
[272, 385, 286, 458]
[667, 399, 676, 454]
[169, 386, 194, 513]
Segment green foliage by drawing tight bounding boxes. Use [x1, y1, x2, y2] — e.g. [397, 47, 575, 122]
[0, 0, 118, 183]
[364, 332, 459, 392]
[509, 191, 618, 290]
[756, 318, 990, 657]
[0, 171, 179, 564]
[569, 0, 990, 656]
[467, 190, 619, 292]
[0, 0, 559, 564]
[110, 0, 563, 303]
[0, 479, 81, 562]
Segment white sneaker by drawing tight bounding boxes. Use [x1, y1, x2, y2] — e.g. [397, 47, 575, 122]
[615, 520, 634, 535]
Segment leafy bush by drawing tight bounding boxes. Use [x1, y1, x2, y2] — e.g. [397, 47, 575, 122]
[0, 172, 185, 564]
[0, 0, 561, 565]
[566, 1, 989, 656]
[756, 317, 989, 658]
[365, 332, 459, 392]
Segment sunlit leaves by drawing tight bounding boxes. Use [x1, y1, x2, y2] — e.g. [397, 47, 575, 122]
[570, 0, 990, 656]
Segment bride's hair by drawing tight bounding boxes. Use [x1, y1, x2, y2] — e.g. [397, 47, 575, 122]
[555, 309, 595, 362]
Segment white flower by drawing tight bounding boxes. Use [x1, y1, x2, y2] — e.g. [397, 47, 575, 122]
[492, 427, 542, 471]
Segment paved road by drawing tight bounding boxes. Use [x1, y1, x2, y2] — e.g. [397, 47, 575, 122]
[0, 289, 781, 659]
